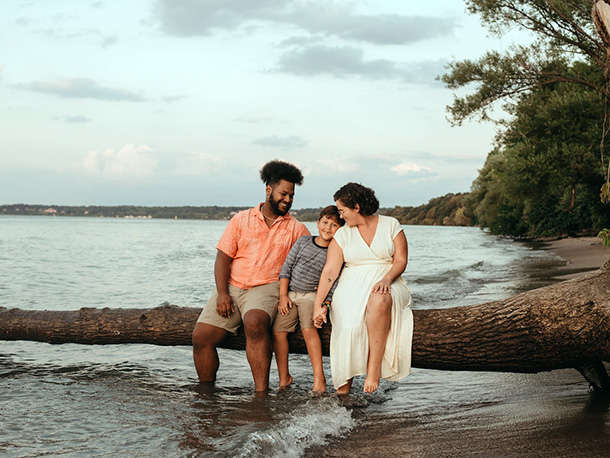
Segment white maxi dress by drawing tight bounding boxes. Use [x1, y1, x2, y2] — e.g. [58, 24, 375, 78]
[329, 215, 413, 389]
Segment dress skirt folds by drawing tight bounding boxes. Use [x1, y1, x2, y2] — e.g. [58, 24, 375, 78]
[329, 215, 413, 389]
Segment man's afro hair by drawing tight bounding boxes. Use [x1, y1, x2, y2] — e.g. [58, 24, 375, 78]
[259, 160, 304, 186]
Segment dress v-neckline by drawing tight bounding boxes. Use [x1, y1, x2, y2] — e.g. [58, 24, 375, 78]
[356, 215, 380, 248]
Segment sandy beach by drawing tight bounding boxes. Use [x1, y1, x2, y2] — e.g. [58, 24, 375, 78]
[535, 236, 609, 280]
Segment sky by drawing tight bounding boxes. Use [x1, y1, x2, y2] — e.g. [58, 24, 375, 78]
[0, 0, 520, 208]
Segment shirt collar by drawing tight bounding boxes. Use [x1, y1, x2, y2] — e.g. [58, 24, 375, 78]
[254, 203, 290, 222]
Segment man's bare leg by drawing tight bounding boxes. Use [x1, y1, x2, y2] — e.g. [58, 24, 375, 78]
[364, 292, 392, 393]
[243, 309, 272, 392]
[273, 331, 293, 388]
[192, 322, 229, 383]
[302, 327, 326, 393]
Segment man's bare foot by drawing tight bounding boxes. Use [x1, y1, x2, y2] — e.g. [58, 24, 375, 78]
[279, 374, 293, 389]
[363, 373, 380, 393]
[312, 377, 326, 393]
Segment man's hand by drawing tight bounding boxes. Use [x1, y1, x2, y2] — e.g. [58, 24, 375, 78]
[278, 294, 292, 316]
[313, 305, 327, 328]
[216, 292, 234, 318]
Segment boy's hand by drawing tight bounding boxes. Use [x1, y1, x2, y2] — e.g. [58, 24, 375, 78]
[278, 295, 292, 316]
[313, 305, 327, 328]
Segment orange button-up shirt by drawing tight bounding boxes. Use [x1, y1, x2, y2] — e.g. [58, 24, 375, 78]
[217, 204, 310, 290]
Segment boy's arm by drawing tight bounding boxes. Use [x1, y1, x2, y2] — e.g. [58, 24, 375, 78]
[313, 240, 344, 328]
[278, 278, 292, 316]
[278, 238, 303, 316]
[279, 237, 302, 280]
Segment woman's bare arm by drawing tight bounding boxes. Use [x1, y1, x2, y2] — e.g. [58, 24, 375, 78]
[371, 231, 408, 294]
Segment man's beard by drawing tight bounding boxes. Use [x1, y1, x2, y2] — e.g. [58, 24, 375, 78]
[269, 193, 290, 216]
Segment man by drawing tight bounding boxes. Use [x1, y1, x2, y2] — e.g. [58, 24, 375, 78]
[192, 160, 310, 392]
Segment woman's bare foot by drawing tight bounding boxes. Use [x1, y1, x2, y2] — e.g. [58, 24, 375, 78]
[363, 368, 381, 393]
[279, 374, 293, 389]
[336, 379, 353, 395]
[312, 376, 326, 393]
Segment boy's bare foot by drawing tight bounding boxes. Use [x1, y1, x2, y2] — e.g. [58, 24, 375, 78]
[312, 377, 326, 393]
[279, 374, 293, 389]
[363, 371, 380, 393]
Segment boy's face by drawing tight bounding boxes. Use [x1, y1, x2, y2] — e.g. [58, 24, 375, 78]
[317, 215, 342, 242]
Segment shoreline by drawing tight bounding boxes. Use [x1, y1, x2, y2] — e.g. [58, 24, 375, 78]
[529, 236, 609, 280]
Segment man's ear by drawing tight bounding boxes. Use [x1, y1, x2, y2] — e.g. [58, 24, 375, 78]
[353, 203, 360, 214]
[266, 184, 272, 197]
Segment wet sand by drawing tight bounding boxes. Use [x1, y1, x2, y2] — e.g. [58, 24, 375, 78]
[535, 236, 609, 280]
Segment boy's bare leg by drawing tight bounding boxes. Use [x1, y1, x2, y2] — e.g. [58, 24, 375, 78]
[302, 327, 326, 393]
[243, 309, 273, 392]
[192, 322, 229, 383]
[273, 331, 293, 388]
[364, 292, 392, 393]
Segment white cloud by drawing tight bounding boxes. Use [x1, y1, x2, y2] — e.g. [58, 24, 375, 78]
[172, 152, 225, 176]
[306, 157, 361, 175]
[16, 78, 146, 101]
[52, 114, 92, 123]
[81, 144, 157, 180]
[253, 135, 308, 148]
[275, 43, 446, 84]
[391, 161, 431, 175]
[154, 0, 458, 45]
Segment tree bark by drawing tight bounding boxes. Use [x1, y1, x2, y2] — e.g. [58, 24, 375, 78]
[2, 260, 610, 389]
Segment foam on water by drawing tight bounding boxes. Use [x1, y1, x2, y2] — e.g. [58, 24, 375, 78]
[235, 398, 355, 458]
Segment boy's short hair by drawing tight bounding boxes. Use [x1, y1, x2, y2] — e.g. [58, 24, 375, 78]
[318, 205, 345, 226]
[259, 160, 304, 187]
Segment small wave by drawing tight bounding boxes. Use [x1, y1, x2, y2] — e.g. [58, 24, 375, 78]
[235, 397, 355, 458]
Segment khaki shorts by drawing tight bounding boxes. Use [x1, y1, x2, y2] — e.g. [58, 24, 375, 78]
[272, 291, 316, 333]
[196, 281, 280, 335]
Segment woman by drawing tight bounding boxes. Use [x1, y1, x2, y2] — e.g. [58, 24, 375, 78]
[313, 182, 413, 394]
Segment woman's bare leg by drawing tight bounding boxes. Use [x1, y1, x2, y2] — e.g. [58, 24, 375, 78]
[336, 378, 353, 395]
[302, 327, 326, 393]
[272, 331, 293, 388]
[364, 292, 392, 393]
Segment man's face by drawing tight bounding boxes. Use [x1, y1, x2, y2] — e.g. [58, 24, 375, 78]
[267, 179, 295, 216]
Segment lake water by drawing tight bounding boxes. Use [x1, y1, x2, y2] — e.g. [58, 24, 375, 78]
[1, 215, 609, 457]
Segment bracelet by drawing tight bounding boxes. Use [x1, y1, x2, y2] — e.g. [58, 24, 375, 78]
[322, 301, 331, 309]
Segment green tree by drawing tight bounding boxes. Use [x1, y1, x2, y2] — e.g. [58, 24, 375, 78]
[443, 0, 610, 236]
[442, 0, 610, 126]
[468, 69, 610, 236]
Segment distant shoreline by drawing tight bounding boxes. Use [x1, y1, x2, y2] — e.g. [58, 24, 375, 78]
[0, 204, 320, 222]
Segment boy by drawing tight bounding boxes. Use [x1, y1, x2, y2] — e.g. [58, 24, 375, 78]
[272, 205, 344, 393]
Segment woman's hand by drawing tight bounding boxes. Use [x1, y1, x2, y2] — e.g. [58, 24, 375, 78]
[313, 305, 328, 328]
[278, 295, 292, 316]
[372, 278, 392, 295]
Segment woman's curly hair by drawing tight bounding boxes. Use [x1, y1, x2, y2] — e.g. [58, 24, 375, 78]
[259, 160, 304, 186]
[333, 182, 379, 216]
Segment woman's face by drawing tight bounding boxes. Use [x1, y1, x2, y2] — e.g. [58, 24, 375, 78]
[335, 200, 359, 226]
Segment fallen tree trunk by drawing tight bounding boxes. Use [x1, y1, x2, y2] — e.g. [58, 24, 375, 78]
[2, 260, 610, 389]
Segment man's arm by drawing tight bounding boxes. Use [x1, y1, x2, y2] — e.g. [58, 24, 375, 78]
[214, 249, 234, 318]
